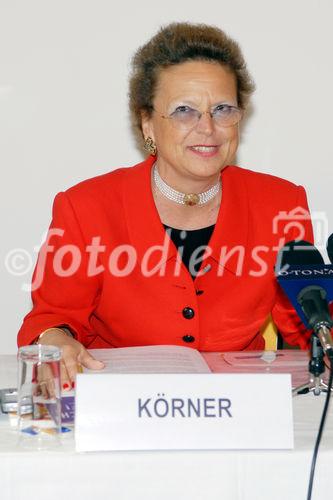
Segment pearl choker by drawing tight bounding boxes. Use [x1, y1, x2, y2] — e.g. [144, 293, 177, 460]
[153, 165, 221, 206]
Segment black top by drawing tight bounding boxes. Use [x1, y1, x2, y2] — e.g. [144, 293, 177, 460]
[163, 224, 215, 280]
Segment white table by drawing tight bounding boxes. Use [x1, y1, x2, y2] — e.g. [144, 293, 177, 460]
[1, 353, 332, 500]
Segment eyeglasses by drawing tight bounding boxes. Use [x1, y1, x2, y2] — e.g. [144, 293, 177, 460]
[152, 104, 242, 130]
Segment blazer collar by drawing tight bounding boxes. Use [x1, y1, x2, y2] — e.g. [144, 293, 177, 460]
[123, 156, 248, 275]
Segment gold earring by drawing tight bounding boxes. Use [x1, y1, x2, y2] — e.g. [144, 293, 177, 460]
[144, 136, 157, 156]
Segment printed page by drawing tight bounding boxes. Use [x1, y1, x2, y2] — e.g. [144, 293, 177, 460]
[86, 345, 211, 374]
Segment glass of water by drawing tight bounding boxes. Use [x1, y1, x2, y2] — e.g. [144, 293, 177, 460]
[17, 345, 62, 449]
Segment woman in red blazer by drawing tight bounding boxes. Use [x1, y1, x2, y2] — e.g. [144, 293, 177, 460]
[18, 22, 313, 387]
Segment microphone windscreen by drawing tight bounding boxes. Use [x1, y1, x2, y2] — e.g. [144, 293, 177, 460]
[327, 234, 333, 264]
[277, 240, 324, 267]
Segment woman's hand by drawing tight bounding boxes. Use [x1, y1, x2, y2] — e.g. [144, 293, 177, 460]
[37, 328, 105, 390]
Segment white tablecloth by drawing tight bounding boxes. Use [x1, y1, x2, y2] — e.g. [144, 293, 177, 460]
[0, 353, 332, 500]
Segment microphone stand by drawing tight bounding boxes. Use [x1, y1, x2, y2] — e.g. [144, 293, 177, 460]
[293, 286, 333, 396]
[293, 333, 331, 396]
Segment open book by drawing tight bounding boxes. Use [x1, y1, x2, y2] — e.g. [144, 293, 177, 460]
[61, 345, 309, 424]
[85, 344, 309, 373]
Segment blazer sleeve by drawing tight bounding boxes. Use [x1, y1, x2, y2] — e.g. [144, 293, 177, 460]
[271, 185, 314, 348]
[17, 191, 101, 347]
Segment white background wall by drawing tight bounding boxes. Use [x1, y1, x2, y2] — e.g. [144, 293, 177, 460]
[1, 0, 332, 354]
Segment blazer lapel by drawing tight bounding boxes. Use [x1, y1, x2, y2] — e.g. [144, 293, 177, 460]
[207, 165, 248, 275]
[123, 155, 178, 272]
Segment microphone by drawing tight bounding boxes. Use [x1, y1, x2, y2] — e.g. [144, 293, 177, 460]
[276, 240, 324, 268]
[327, 233, 333, 264]
[276, 240, 333, 354]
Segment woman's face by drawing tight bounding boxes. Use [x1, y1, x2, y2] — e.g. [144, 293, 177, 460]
[141, 60, 240, 188]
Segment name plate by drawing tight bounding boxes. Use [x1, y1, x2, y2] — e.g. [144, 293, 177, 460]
[75, 373, 293, 451]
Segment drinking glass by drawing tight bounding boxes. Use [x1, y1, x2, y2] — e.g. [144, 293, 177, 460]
[17, 345, 62, 449]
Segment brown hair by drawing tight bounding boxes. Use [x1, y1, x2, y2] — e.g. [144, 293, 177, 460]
[128, 22, 255, 142]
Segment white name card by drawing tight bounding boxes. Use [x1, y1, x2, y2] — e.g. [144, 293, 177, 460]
[75, 373, 293, 452]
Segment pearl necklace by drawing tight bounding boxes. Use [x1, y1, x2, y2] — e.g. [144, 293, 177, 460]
[153, 164, 221, 206]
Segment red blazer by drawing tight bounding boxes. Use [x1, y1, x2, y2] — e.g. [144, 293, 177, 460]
[18, 156, 313, 351]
